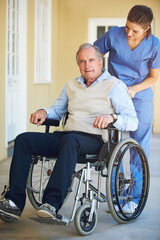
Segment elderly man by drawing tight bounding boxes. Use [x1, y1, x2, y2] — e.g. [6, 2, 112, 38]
[0, 43, 138, 221]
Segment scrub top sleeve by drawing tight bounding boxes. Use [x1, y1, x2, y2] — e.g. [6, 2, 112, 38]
[94, 31, 110, 54]
[150, 44, 160, 69]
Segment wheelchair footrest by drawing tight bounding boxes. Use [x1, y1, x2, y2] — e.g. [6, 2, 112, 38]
[30, 214, 70, 225]
[56, 214, 70, 225]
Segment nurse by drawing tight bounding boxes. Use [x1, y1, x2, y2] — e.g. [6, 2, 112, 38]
[94, 5, 160, 160]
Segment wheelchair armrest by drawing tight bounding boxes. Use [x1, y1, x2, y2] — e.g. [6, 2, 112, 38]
[39, 118, 115, 132]
[41, 118, 60, 127]
[106, 123, 117, 130]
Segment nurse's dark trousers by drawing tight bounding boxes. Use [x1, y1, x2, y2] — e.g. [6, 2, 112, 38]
[5, 131, 103, 212]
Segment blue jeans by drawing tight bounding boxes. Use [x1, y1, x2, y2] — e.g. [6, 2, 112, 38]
[5, 131, 103, 212]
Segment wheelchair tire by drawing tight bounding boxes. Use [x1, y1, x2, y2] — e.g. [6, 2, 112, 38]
[106, 138, 149, 224]
[74, 204, 97, 236]
[27, 157, 74, 210]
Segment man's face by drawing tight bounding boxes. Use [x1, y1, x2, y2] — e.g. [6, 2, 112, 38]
[77, 47, 103, 84]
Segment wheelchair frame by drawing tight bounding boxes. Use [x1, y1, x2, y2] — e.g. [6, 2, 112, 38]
[27, 118, 150, 235]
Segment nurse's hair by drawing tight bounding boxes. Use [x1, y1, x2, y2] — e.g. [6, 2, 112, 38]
[76, 43, 102, 64]
[127, 5, 153, 39]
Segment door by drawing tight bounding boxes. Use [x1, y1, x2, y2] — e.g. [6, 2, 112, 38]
[6, 0, 27, 145]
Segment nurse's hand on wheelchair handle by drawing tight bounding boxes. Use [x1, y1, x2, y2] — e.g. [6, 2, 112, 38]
[93, 114, 114, 129]
[30, 109, 47, 126]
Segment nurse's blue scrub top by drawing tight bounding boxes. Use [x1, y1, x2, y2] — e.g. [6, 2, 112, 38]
[94, 26, 160, 100]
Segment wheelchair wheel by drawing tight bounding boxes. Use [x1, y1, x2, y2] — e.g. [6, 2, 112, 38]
[74, 204, 98, 236]
[106, 138, 149, 224]
[27, 157, 74, 210]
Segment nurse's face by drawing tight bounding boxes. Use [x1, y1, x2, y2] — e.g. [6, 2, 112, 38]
[125, 20, 149, 41]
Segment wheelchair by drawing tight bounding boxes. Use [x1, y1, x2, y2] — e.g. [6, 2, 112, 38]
[26, 118, 150, 236]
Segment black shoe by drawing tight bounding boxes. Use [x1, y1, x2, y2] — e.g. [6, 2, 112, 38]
[36, 203, 56, 218]
[0, 212, 16, 222]
[0, 199, 21, 221]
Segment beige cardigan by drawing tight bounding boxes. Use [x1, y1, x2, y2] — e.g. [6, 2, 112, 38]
[63, 77, 118, 137]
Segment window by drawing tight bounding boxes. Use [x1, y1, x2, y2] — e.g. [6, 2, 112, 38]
[88, 18, 126, 70]
[7, 0, 19, 80]
[34, 0, 51, 83]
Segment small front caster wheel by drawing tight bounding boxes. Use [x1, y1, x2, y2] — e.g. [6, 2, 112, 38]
[74, 204, 98, 236]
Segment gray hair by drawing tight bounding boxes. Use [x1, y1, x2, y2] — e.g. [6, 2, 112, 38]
[76, 43, 102, 64]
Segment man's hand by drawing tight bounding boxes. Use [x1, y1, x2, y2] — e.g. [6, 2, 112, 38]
[30, 109, 47, 126]
[93, 114, 113, 129]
